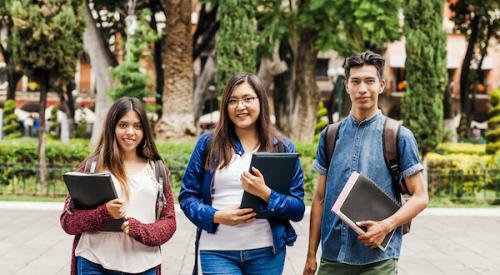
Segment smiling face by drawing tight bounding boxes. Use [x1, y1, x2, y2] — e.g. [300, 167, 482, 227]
[346, 65, 385, 117]
[227, 82, 260, 131]
[115, 110, 144, 156]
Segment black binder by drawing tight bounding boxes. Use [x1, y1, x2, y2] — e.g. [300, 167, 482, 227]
[63, 172, 124, 232]
[331, 171, 401, 250]
[240, 152, 299, 218]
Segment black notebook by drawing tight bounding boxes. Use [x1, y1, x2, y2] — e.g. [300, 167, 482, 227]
[240, 152, 299, 218]
[331, 171, 401, 251]
[63, 172, 124, 232]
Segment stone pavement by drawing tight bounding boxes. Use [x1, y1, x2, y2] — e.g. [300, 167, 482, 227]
[1, 202, 500, 275]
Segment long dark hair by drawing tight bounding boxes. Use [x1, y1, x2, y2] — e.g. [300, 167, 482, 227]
[207, 73, 277, 170]
[89, 97, 161, 197]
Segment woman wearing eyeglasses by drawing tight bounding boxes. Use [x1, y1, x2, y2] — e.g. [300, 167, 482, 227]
[179, 73, 305, 274]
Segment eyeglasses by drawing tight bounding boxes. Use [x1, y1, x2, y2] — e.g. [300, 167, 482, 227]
[227, 97, 258, 108]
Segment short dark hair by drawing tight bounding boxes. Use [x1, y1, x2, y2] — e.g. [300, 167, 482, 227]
[343, 51, 385, 80]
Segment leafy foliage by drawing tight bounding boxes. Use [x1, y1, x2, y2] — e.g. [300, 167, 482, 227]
[10, 0, 85, 81]
[108, 9, 158, 101]
[257, 0, 402, 58]
[2, 99, 21, 139]
[486, 88, 500, 154]
[402, 0, 447, 156]
[215, 0, 259, 92]
[47, 107, 60, 139]
[314, 101, 328, 142]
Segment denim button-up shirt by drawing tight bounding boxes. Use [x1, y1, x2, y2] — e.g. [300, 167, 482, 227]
[313, 111, 423, 265]
[179, 133, 305, 253]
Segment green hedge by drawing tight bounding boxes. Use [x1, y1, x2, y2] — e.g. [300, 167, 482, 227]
[1, 139, 498, 204]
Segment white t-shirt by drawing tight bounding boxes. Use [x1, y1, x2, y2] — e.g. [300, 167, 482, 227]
[199, 152, 274, 251]
[75, 162, 161, 273]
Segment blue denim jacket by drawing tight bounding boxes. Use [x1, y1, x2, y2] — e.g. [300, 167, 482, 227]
[313, 111, 424, 265]
[179, 132, 305, 254]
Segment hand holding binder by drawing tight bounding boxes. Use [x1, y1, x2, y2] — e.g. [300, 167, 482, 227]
[63, 171, 125, 232]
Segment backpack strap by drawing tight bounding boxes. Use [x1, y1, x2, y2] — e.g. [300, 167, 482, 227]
[153, 159, 167, 195]
[325, 121, 342, 169]
[153, 159, 168, 220]
[84, 155, 99, 173]
[383, 117, 410, 196]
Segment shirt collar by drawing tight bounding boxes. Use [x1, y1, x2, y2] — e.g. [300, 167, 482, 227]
[347, 109, 382, 127]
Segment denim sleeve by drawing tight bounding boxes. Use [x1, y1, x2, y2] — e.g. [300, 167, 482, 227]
[178, 133, 218, 233]
[260, 138, 305, 222]
[313, 128, 328, 175]
[398, 126, 424, 178]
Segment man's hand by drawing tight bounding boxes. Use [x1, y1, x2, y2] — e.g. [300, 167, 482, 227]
[303, 256, 317, 275]
[356, 220, 393, 249]
[240, 167, 271, 202]
[213, 206, 256, 226]
[105, 199, 126, 219]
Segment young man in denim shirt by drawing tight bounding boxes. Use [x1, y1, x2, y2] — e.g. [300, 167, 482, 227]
[303, 51, 429, 275]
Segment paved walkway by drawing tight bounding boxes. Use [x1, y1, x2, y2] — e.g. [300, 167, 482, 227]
[1, 202, 500, 275]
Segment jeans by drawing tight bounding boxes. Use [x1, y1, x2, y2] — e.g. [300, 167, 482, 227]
[76, 256, 157, 275]
[200, 246, 285, 275]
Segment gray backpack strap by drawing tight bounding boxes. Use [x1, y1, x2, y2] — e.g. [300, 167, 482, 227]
[84, 155, 99, 173]
[325, 121, 342, 170]
[153, 159, 168, 220]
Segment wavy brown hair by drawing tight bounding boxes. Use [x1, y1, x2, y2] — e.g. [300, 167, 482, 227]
[207, 73, 278, 170]
[89, 97, 162, 197]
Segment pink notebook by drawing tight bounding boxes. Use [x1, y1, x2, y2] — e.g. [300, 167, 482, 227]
[331, 171, 400, 250]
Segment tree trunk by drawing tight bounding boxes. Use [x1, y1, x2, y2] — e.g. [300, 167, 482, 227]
[257, 44, 288, 92]
[57, 87, 75, 138]
[287, 27, 319, 142]
[156, 0, 195, 139]
[458, 14, 480, 138]
[36, 72, 48, 194]
[193, 54, 216, 125]
[0, 46, 22, 100]
[149, 2, 165, 121]
[84, 3, 114, 147]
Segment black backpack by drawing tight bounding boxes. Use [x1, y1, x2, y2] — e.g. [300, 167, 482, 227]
[84, 155, 169, 220]
[324, 117, 411, 234]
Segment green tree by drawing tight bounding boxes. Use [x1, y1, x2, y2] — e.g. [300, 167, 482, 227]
[402, 0, 448, 157]
[215, 0, 258, 93]
[1, 99, 21, 139]
[449, 0, 500, 138]
[258, 0, 402, 141]
[11, 0, 84, 189]
[108, 9, 157, 101]
[0, 0, 24, 100]
[486, 88, 500, 154]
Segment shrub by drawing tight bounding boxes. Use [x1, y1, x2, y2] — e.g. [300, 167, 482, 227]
[486, 88, 500, 154]
[2, 99, 21, 139]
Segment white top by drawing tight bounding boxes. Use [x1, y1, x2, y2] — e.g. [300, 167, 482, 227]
[199, 152, 274, 251]
[75, 162, 161, 273]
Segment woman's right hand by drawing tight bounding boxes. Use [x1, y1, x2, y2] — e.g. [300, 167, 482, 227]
[106, 199, 126, 219]
[213, 206, 256, 226]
